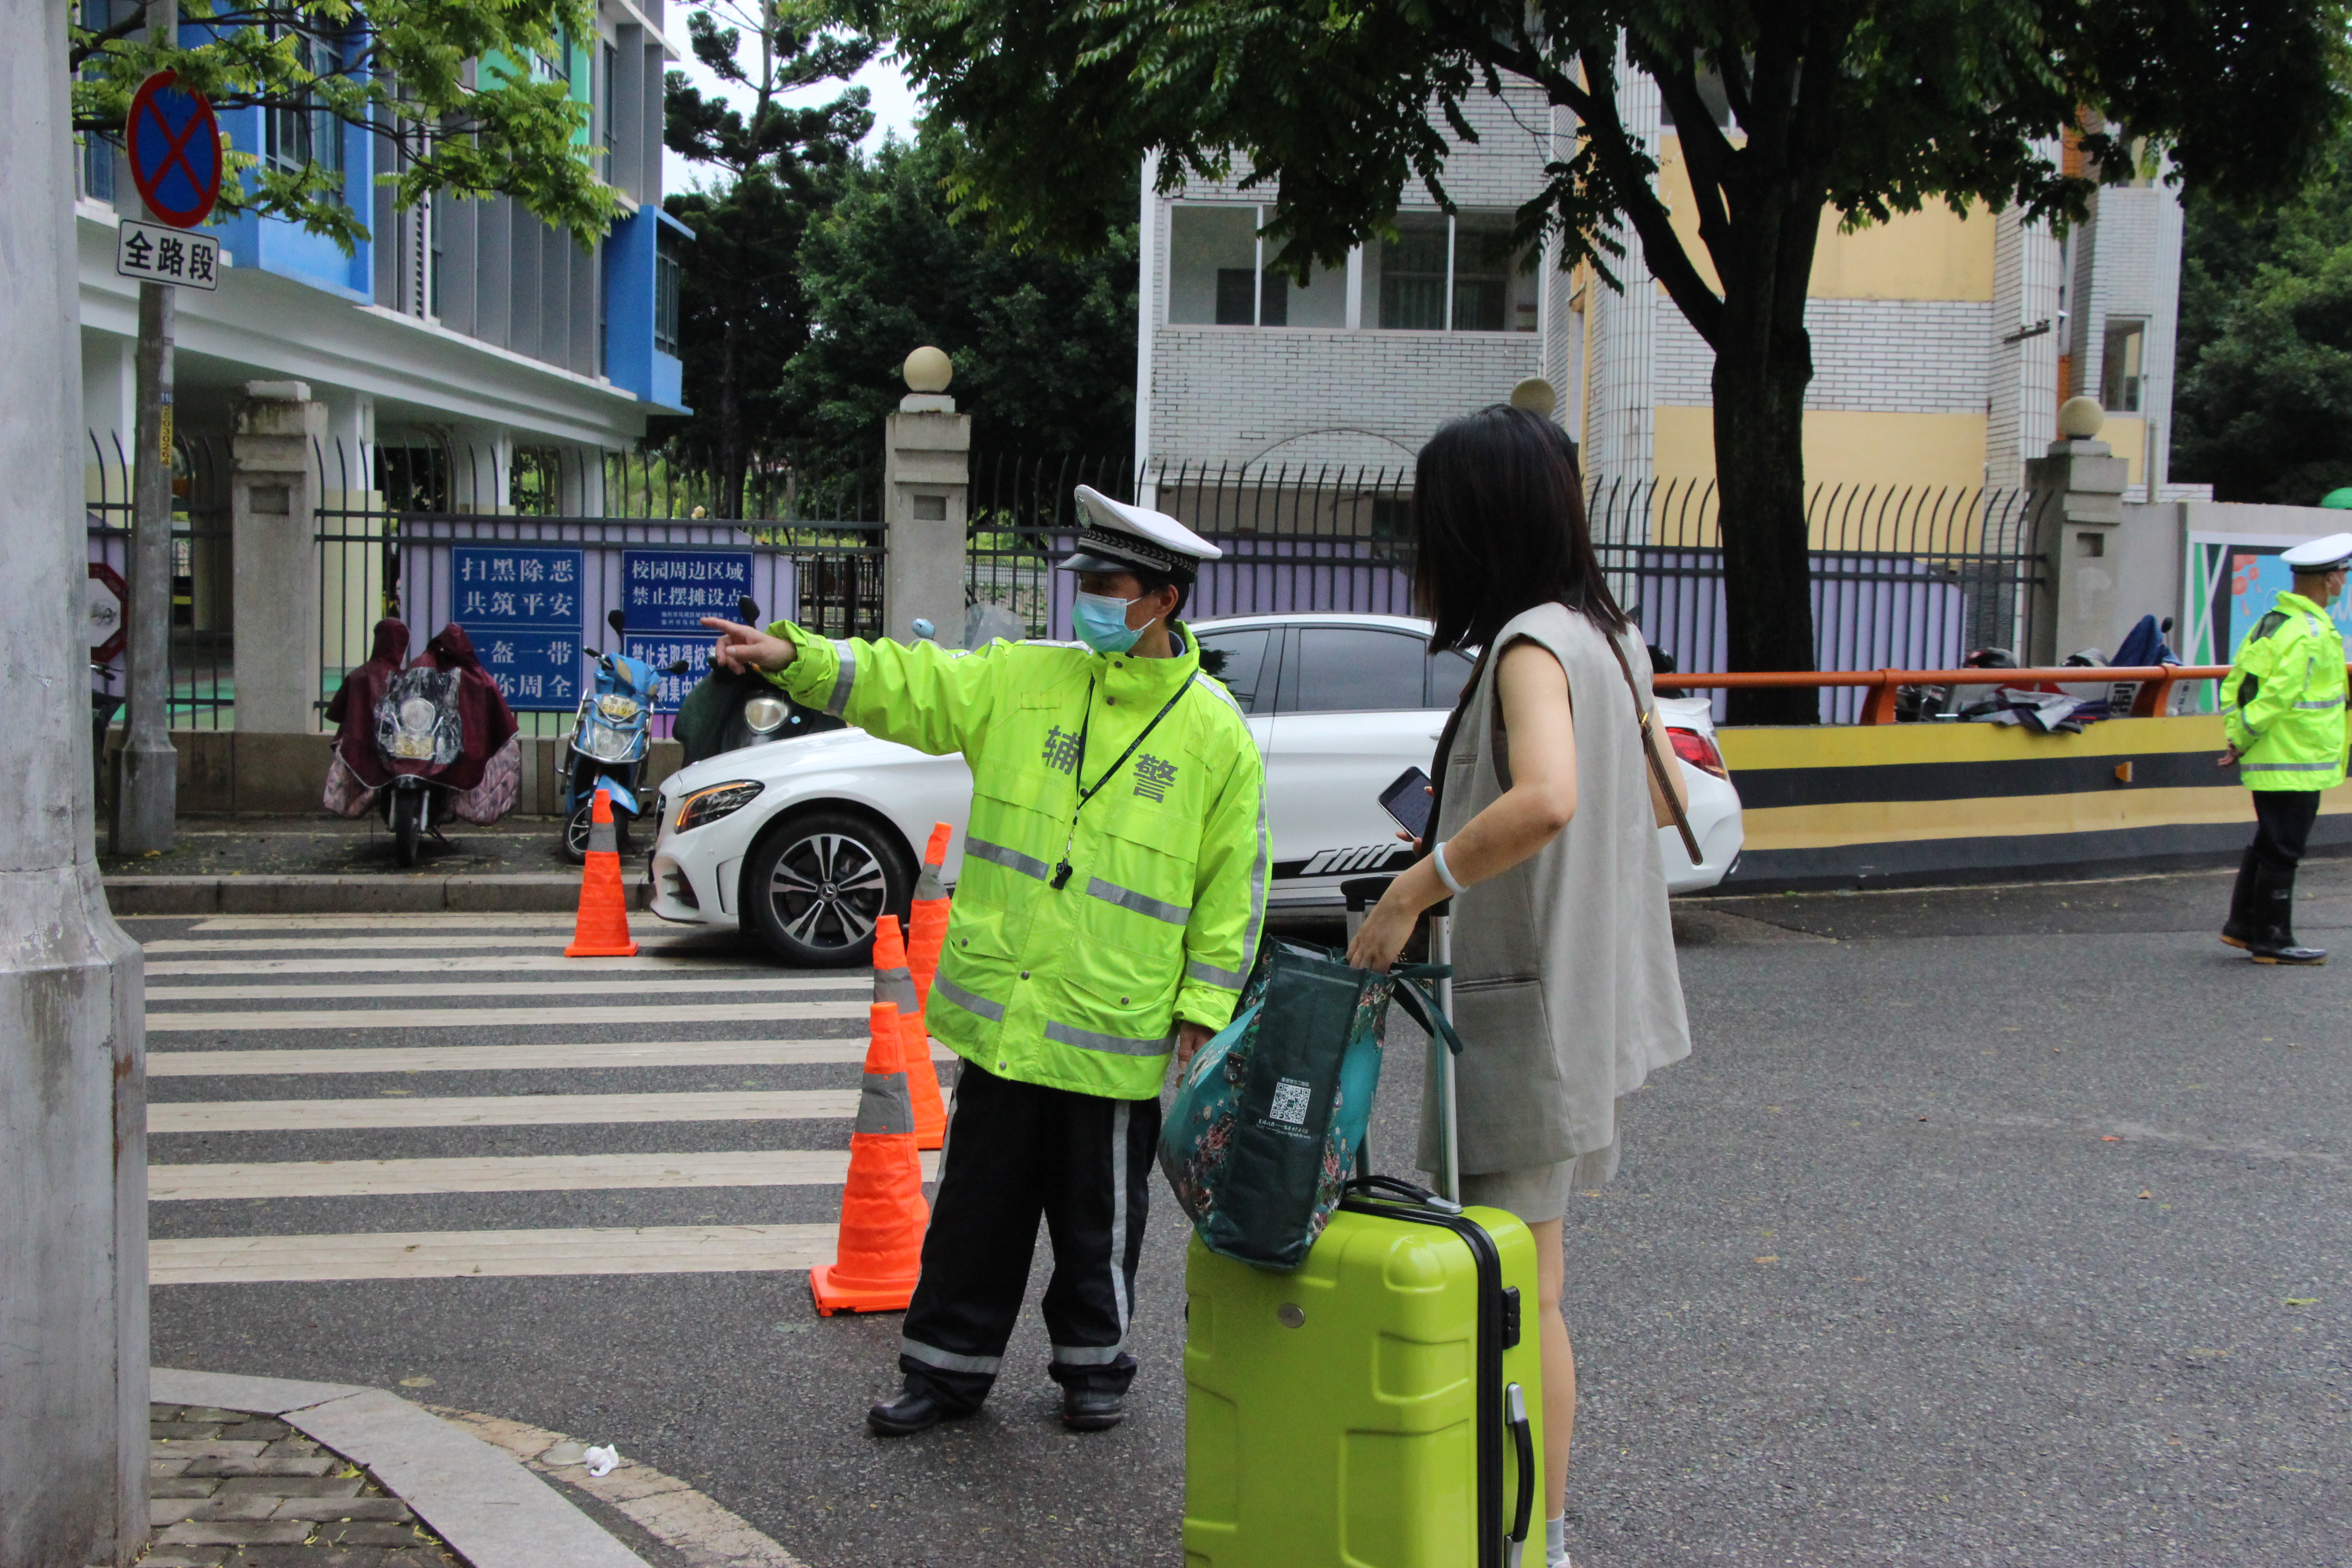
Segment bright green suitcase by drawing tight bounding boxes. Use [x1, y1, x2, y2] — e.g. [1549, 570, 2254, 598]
[1182, 1180, 1544, 1567]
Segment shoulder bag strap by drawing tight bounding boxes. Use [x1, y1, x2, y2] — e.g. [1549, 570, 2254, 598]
[1605, 631, 1703, 864]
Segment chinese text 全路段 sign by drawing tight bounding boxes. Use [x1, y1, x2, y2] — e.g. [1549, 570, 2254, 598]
[452, 546, 584, 710]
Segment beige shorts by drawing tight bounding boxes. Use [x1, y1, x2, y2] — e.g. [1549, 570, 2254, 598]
[1456, 1139, 1622, 1225]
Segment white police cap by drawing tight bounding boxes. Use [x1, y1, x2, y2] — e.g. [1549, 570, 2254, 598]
[2281, 533, 2352, 572]
[1059, 485, 1222, 581]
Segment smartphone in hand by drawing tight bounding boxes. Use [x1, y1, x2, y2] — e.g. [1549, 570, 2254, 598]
[1380, 766, 1434, 840]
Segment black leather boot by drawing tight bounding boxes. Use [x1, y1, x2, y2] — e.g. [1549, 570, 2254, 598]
[1060, 1387, 1126, 1431]
[2248, 862, 2327, 965]
[2221, 849, 2261, 950]
[868, 1386, 966, 1436]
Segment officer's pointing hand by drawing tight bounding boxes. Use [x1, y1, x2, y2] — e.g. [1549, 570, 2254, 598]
[701, 617, 796, 675]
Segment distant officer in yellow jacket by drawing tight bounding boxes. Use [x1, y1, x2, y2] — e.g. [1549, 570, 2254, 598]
[705, 487, 1267, 1435]
[2218, 532, 2350, 964]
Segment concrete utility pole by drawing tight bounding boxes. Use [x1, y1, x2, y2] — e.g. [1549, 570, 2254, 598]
[116, 0, 179, 852]
[0, 0, 151, 1560]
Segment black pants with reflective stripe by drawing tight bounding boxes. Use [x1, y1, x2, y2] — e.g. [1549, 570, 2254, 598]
[2252, 789, 2322, 874]
[897, 1060, 1160, 1414]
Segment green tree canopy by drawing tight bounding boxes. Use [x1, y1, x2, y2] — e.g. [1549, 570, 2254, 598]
[783, 127, 1137, 454]
[660, 0, 877, 514]
[2174, 124, 2352, 504]
[868, 0, 2348, 717]
[73, 0, 616, 250]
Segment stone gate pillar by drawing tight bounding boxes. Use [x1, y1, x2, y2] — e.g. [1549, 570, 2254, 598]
[230, 381, 327, 730]
[882, 347, 971, 644]
[2024, 396, 2132, 667]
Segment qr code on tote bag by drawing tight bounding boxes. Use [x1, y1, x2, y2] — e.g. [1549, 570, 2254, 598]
[1266, 1078, 1313, 1126]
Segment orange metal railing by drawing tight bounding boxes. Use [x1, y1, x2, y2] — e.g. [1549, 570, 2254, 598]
[1651, 665, 2234, 725]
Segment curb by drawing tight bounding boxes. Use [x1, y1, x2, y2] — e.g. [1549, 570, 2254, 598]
[152, 1368, 652, 1568]
[106, 874, 656, 916]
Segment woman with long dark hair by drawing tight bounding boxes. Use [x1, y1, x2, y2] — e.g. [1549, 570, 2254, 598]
[1348, 404, 1692, 1568]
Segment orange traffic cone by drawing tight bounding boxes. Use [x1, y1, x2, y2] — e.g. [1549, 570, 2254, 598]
[908, 823, 953, 1011]
[810, 1000, 930, 1315]
[873, 916, 946, 1151]
[564, 787, 639, 958]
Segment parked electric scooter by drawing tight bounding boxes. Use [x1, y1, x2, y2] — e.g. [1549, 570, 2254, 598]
[673, 595, 843, 767]
[562, 608, 689, 862]
[375, 662, 467, 867]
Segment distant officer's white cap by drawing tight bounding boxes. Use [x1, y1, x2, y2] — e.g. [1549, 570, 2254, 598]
[1059, 485, 1222, 582]
[2282, 533, 2352, 572]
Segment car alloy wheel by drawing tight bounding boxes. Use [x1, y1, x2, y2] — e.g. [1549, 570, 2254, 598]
[745, 810, 912, 966]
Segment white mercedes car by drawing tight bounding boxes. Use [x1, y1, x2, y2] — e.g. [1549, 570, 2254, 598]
[647, 613, 1744, 965]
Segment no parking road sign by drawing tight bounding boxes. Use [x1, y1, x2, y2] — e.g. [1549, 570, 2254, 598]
[126, 71, 221, 230]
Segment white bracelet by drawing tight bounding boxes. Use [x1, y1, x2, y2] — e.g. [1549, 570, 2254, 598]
[1431, 839, 1467, 896]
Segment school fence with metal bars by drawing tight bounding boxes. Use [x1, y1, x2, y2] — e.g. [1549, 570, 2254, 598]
[84, 436, 2049, 732]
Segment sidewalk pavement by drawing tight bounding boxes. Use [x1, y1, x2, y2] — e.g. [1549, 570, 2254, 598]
[98, 817, 653, 916]
[146, 1369, 801, 1568]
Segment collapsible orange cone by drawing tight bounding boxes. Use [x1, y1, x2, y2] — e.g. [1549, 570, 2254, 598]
[873, 916, 946, 1151]
[564, 787, 639, 958]
[810, 1000, 930, 1315]
[908, 823, 954, 1011]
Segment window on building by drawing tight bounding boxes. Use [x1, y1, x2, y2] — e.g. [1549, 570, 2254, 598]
[1372, 213, 1449, 329]
[79, 0, 117, 202]
[2102, 319, 2145, 412]
[1362, 211, 1536, 333]
[265, 29, 344, 196]
[601, 43, 617, 182]
[655, 231, 682, 356]
[1168, 204, 1343, 327]
[1452, 213, 1540, 332]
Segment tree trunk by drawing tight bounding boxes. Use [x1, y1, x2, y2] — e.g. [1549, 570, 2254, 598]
[1711, 315, 1820, 723]
[715, 315, 744, 520]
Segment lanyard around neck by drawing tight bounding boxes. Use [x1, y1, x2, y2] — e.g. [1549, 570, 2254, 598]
[1050, 677, 1192, 890]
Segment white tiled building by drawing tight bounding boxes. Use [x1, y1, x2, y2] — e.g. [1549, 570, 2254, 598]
[1135, 67, 2205, 515]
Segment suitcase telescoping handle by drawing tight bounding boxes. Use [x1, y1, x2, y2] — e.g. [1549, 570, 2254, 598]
[1385, 905, 1462, 1204]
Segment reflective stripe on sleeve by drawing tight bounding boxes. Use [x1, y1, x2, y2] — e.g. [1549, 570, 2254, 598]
[935, 976, 1006, 1022]
[1186, 957, 1248, 990]
[2293, 697, 2346, 710]
[824, 640, 858, 717]
[1044, 1019, 1176, 1057]
[1085, 877, 1189, 925]
[2241, 760, 2341, 772]
[968, 836, 1052, 881]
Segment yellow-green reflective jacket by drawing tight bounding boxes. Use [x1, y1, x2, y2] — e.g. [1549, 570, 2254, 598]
[2223, 590, 2348, 791]
[769, 622, 1268, 1100]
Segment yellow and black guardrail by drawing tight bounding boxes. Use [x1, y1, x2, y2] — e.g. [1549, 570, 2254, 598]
[1660, 666, 2352, 889]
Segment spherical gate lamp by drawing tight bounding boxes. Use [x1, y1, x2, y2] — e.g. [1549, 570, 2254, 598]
[2058, 396, 2106, 441]
[1510, 377, 1558, 418]
[903, 346, 953, 393]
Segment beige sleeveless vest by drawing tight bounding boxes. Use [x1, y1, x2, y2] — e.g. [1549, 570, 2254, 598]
[1417, 603, 1692, 1176]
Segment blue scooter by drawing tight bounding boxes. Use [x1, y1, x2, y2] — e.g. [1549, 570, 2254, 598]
[562, 609, 687, 862]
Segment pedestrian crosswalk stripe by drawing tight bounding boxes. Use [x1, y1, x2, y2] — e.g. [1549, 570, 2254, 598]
[148, 1037, 950, 1077]
[148, 955, 783, 977]
[147, 976, 862, 1003]
[150, 1224, 838, 1284]
[151, 1148, 941, 1200]
[145, 934, 735, 955]
[146, 1000, 872, 1033]
[184, 915, 582, 931]
[152, 1090, 862, 1134]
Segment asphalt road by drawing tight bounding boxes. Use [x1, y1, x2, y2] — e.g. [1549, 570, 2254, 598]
[138, 858, 2352, 1566]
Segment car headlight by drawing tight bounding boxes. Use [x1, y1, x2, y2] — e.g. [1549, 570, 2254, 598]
[675, 780, 764, 832]
[743, 694, 788, 735]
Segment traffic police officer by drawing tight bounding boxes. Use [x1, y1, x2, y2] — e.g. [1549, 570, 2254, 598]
[704, 486, 1268, 1434]
[2218, 532, 2350, 964]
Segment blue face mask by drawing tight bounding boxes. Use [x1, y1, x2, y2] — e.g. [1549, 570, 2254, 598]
[1073, 590, 1152, 654]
